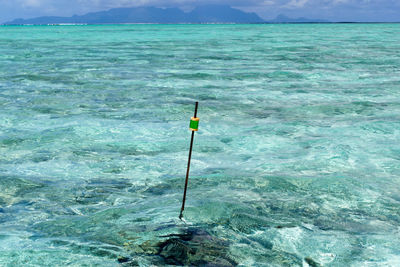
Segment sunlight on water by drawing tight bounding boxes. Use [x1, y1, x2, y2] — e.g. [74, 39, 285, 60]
[0, 24, 400, 266]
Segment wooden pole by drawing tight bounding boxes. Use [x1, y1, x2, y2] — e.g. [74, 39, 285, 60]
[179, 102, 198, 220]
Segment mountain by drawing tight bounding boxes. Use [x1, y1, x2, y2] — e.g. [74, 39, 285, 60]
[4, 5, 264, 25]
[270, 14, 329, 23]
[187, 5, 263, 23]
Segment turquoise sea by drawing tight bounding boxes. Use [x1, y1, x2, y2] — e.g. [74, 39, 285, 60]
[1, 24, 400, 266]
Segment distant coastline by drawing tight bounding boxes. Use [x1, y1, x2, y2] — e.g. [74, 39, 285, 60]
[2, 5, 334, 25]
[2, 22, 400, 26]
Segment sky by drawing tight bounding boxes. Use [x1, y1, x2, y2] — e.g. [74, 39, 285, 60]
[0, 0, 399, 23]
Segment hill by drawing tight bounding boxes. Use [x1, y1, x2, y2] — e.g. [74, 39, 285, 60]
[4, 5, 264, 24]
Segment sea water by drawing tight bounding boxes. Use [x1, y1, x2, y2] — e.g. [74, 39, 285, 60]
[0, 24, 400, 266]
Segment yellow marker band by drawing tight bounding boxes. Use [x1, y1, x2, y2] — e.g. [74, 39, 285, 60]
[189, 117, 199, 131]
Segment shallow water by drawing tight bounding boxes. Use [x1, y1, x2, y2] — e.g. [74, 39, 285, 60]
[0, 24, 400, 266]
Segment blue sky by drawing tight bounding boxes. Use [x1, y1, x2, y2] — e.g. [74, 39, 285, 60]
[0, 0, 399, 23]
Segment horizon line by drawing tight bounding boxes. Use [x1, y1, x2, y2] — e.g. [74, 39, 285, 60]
[2, 22, 400, 26]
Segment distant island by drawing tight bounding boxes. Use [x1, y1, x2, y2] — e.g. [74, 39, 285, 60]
[3, 5, 328, 25]
[270, 14, 329, 23]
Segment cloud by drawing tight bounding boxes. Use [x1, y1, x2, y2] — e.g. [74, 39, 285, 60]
[4, 0, 400, 10]
[332, 0, 349, 4]
[283, 0, 310, 8]
[19, 0, 43, 7]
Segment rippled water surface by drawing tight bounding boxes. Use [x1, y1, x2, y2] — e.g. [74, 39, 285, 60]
[1, 24, 400, 266]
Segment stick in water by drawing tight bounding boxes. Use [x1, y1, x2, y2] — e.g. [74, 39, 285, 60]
[179, 102, 199, 220]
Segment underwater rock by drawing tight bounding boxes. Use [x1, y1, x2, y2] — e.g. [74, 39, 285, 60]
[117, 256, 131, 263]
[117, 256, 140, 267]
[305, 257, 321, 267]
[156, 228, 237, 266]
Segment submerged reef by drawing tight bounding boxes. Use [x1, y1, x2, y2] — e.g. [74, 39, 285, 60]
[121, 226, 237, 266]
[156, 228, 237, 266]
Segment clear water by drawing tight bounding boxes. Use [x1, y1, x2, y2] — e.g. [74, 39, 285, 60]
[0, 24, 400, 266]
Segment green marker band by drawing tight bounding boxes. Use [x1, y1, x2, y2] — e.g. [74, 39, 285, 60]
[189, 117, 199, 131]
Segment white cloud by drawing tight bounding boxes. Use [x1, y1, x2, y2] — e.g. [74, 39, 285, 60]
[282, 0, 310, 8]
[262, 0, 276, 5]
[19, 0, 44, 7]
